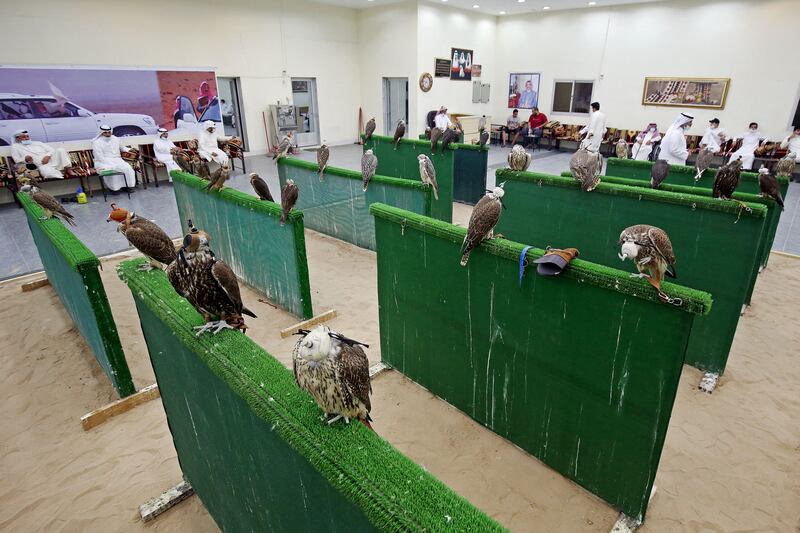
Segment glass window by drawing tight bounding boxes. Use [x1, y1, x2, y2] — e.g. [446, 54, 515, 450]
[553, 82, 573, 113]
[572, 82, 594, 113]
[0, 100, 36, 120]
[552, 81, 594, 114]
[34, 99, 81, 118]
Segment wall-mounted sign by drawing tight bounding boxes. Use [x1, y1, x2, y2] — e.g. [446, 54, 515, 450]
[472, 65, 482, 78]
[434, 58, 451, 78]
[451, 48, 474, 81]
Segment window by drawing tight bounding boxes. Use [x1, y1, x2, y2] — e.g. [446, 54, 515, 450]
[552, 80, 594, 114]
[0, 100, 36, 120]
[34, 99, 82, 119]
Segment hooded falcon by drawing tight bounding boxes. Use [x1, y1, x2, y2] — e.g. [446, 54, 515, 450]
[250, 173, 274, 202]
[364, 117, 376, 142]
[317, 143, 329, 181]
[507, 145, 531, 171]
[20, 183, 76, 226]
[392, 120, 406, 149]
[461, 183, 505, 267]
[205, 164, 230, 191]
[166, 222, 256, 335]
[417, 154, 439, 200]
[713, 157, 743, 200]
[361, 149, 377, 192]
[293, 325, 373, 429]
[280, 179, 299, 226]
[694, 146, 714, 181]
[272, 132, 293, 160]
[430, 126, 443, 154]
[441, 126, 460, 152]
[478, 128, 489, 148]
[107, 204, 176, 271]
[650, 159, 669, 189]
[615, 138, 629, 159]
[758, 167, 784, 210]
[569, 147, 603, 192]
[618, 224, 676, 288]
[775, 152, 796, 178]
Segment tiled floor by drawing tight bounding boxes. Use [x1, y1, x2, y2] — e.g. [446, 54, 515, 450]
[1, 142, 797, 280]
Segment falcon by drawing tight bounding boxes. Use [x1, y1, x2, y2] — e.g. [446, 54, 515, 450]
[205, 164, 230, 191]
[569, 147, 603, 192]
[364, 117, 376, 142]
[195, 157, 211, 180]
[618, 224, 677, 289]
[107, 204, 176, 271]
[417, 154, 439, 200]
[272, 132, 293, 161]
[293, 325, 373, 429]
[460, 183, 505, 267]
[166, 222, 256, 335]
[392, 120, 406, 149]
[441, 126, 460, 152]
[280, 179, 299, 226]
[758, 167, 784, 210]
[615, 138, 629, 159]
[650, 159, 669, 189]
[317, 143, 329, 181]
[172, 149, 194, 174]
[222, 137, 244, 159]
[361, 149, 377, 192]
[20, 183, 75, 226]
[713, 157, 743, 200]
[775, 152, 796, 178]
[424, 127, 432, 140]
[478, 128, 489, 148]
[430, 127, 443, 154]
[694, 147, 715, 181]
[250, 173, 274, 202]
[507, 145, 531, 171]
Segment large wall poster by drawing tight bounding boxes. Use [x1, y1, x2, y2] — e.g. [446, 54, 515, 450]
[642, 77, 730, 109]
[508, 73, 541, 109]
[0, 66, 219, 145]
[450, 48, 473, 81]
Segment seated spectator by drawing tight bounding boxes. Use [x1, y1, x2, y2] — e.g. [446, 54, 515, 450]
[11, 130, 73, 180]
[501, 109, 521, 147]
[526, 107, 548, 148]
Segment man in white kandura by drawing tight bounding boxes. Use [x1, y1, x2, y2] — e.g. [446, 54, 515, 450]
[659, 112, 694, 165]
[780, 126, 800, 160]
[11, 129, 73, 180]
[579, 102, 606, 152]
[631, 123, 661, 161]
[434, 106, 453, 132]
[92, 125, 137, 192]
[195, 120, 231, 166]
[152, 128, 180, 180]
[700, 118, 726, 153]
[729, 122, 764, 170]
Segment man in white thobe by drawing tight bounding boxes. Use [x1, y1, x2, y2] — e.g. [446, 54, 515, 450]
[729, 122, 763, 170]
[700, 118, 726, 153]
[780, 126, 800, 161]
[92, 124, 137, 191]
[10, 130, 72, 180]
[152, 128, 180, 181]
[631, 123, 661, 161]
[195, 120, 231, 166]
[579, 102, 606, 152]
[433, 106, 453, 132]
[658, 112, 694, 165]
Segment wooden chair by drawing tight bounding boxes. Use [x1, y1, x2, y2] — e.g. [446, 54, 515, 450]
[138, 144, 162, 188]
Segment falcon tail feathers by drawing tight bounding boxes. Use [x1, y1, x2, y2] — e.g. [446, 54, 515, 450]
[460, 250, 471, 267]
[359, 417, 374, 432]
[666, 265, 677, 279]
[242, 306, 257, 318]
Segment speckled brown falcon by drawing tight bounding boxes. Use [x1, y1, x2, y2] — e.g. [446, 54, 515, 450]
[195, 157, 211, 180]
[166, 222, 256, 335]
[774, 152, 796, 178]
[713, 157, 743, 200]
[618, 224, 677, 289]
[615, 138, 629, 159]
[272, 132, 293, 161]
[650, 159, 669, 189]
[364, 117, 376, 143]
[430, 126, 443, 154]
[694, 147, 714, 181]
[205, 164, 230, 192]
[758, 167, 784, 210]
[20, 183, 75, 226]
[392, 120, 406, 149]
[418, 154, 439, 200]
[461, 183, 505, 267]
[478, 128, 489, 148]
[441, 126, 460, 152]
[280, 179, 299, 226]
[172, 149, 194, 174]
[293, 325, 373, 429]
[317, 143, 329, 181]
[507, 145, 531, 171]
[361, 149, 377, 192]
[569, 147, 603, 192]
[107, 204, 176, 271]
[250, 173, 274, 201]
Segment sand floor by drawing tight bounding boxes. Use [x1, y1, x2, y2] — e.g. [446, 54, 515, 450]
[0, 204, 798, 532]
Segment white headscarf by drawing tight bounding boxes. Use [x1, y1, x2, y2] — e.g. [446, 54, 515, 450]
[203, 120, 216, 131]
[668, 112, 694, 131]
[94, 124, 113, 140]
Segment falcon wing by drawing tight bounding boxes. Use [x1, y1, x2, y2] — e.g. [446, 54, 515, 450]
[126, 219, 177, 265]
[252, 176, 274, 201]
[647, 227, 675, 265]
[211, 260, 244, 311]
[281, 184, 298, 215]
[32, 190, 75, 221]
[775, 157, 795, 176]
[423, 157, 439, 200]
[337, 344, 372, 413]
[365, 119, 376, 140]
[463, 196, 501, 251]
[317, 147, 329, 171]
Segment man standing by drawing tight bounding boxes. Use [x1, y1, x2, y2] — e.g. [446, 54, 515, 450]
[10, 130, 73, 180]
[518, 79, 538, 109]
[659, 113, 694, 165]
[92, 125, 137, 192]
[579, 102, 606, 152]
[195, 121, 231, 166]
[729, 122, 764, 170]
[501, 109, 521, 147]
[152, 128, 180, 180]
[700, 118, 726, 153]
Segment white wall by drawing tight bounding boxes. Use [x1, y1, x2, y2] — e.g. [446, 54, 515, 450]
[494, 0, 800, 139]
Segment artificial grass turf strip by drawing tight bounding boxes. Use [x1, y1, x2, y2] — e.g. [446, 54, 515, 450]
[606, 156, 790, 187]
[117, 258, 505, 532]
[278, 157, 431, 191]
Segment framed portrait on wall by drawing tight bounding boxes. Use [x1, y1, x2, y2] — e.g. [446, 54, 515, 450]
[642, 77, 730, 109]
[508, 73, 540, 109]
[450, 48, 473, 81]
[472, 64, 482, 78]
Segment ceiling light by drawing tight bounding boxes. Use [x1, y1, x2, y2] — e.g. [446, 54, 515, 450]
[441, 0, 447, 2]
[518, 0, 526, 3]
[543, 5, 551, 9]
[588, 1, 597, 4]
[499, 10, 506, 14]
[473, 4, 479, 7]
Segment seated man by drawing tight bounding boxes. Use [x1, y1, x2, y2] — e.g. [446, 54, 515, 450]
[10, 130, 73, 180]
[501, 109, 521, 147]
[195, 121, 231, 166]
[152, 128, 181, 181]
[526, 107, 548, 148]
[92, 125, 137, 192]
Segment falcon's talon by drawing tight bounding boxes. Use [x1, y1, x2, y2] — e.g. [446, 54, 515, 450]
[326, 414, 343, 425]
[194, 320, 234, 337]
[137, 263, 156, 272]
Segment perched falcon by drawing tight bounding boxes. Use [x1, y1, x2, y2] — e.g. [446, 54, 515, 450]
[364, 117, 376, 142]
[775, 152, 796, 178]
[392, 120, 406, 149]
[107, 204, 176, 271]
[758, 167, 784, 210]
[205, 164, 230, 191]
[361, 149, 378, 192]
[317, 143, 329, 181]
[195, 158, 211, 180]
[569, 148, 603, 192]
[424, 127, 432, 140]
[272, 132, 293, 161]
[20, 183, 75, 226]
[441, 126, 460, 152]
[615, 138, 629, 159]
[478, 128, 489, 148]
[618, 224, 676, 288]
[507, 145, 531, 171]
[172, 149, 194, 174]
[249, 173, 274, 202]
[694, 147, 715, 181]
[417, 154, 439, 200]
[650, 159, 669, 189]
[461, 183, 505, 267]
[166, 223, 256, 335]
[430, 127, 443, 154]
[222, 137, 244, 159]
[713, 157, 743, 200]
[293, 325, 373, 429]
[280, 179, 299, 226]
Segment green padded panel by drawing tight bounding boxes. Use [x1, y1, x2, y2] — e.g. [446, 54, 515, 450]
[171, 171, 313, 319]
[495, 170, 766, 375]
[119, 259, 505, 533]
[363, 134, 453, 222]
[370, 203, 710, 522]
[418, 135, 488, 205]
[277, 158, 431, 251]
[18, 192, 134, 397]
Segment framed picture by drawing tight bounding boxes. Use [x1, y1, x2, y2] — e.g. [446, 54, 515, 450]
[291, 80, 309, 93]
[642, 77, 730, 109]
[472, 64, 482, 78]
[450, 48, 473, 81]
[508, 73, 540, 109]
[434, 58, 451, 78]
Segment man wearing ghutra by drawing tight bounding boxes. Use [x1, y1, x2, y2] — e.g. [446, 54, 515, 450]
[631, 123, 661, 161]
[658, 112, 693, 165]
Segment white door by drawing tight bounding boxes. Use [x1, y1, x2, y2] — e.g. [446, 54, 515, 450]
[383, 78, 408, 135]
[291, 78, 320, 147]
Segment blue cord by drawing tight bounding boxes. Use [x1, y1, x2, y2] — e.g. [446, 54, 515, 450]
[519, 245, 532, 287]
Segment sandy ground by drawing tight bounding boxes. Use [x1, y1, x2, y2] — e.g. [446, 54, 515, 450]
[0, 205, 798, 532]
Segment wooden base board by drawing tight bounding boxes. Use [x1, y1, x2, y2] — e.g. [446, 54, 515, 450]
[139, 480, 195, 522]
[81, 383, 160, 431]
[280, 309, 338, 338]
[21, 277, 49, 292]
[369, 362, 390, 378]
[610, 486, 657, 532]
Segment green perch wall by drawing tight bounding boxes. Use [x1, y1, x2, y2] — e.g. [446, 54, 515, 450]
[418, 134, 489, 205]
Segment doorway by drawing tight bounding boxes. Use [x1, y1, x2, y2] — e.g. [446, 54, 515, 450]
[291, 78, 320, 147]
[383, 78, 408, 135]
[217, 77, 248, 150]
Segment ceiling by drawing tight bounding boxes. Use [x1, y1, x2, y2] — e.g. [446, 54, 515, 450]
[310, 0, 665, 16]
